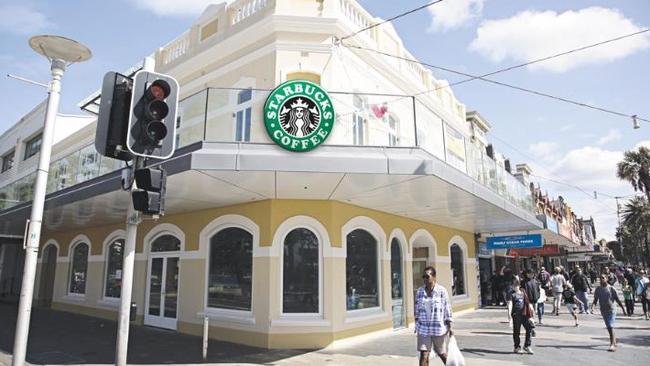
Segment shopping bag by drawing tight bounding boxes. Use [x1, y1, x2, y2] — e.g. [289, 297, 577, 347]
[446, 336, 466, 366]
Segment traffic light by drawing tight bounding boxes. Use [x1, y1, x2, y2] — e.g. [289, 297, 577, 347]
[95, 72, 134, 161]
[127, 71, 179, 159]
[132, 167, 166, 215]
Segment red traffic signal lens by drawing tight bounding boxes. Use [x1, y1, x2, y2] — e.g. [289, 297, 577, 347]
[146, 79, 171, 100]
[145, 121, 168, 142]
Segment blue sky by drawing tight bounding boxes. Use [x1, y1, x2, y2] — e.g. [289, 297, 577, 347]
[1, 0, 649, 240]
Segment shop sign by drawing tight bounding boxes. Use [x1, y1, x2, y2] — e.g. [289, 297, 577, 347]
[510, 244, 561, 257]
[486, 234, 543, 250]
[264, 79, 335, 152]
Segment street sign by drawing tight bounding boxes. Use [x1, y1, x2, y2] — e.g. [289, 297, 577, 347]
[486, 234, 543, 250]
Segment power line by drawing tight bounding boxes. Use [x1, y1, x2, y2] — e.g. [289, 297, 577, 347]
[412, 28, 650, 98]
[339, 0, 445, 41]
[341, 43, 650, 124]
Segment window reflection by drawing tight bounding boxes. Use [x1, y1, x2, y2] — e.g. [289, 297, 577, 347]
[283, 228, 319, 313]
[207, 227, 253, 310]
[346, 229, 379, 310]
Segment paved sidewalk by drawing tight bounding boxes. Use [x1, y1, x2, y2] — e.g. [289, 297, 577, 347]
[1, 300, 649, 365]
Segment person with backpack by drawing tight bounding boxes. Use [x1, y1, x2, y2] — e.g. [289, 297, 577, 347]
[591, 274, 627, 352]
[571, 267, 592, 314]
[635, 270, 650, 320]
[551, 267, 566, 316]
[509, 277, 534, 354]
[562, 284, 584, 327]
[622, 278, 635, 317]
[538, 267, 550, 294]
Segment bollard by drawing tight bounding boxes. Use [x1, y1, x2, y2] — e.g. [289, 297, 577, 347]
[202, 316, 209, 360]
[130, 302, 137, 322]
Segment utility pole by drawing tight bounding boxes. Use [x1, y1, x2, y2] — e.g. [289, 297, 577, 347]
[12, 36, 91, 366]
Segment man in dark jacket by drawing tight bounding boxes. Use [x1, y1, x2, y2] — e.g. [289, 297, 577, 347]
[571, 267, 592, 313]
[524, 269, 540, 304]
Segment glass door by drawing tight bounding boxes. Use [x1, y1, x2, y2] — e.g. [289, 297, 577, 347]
[145, 256, 179, 330]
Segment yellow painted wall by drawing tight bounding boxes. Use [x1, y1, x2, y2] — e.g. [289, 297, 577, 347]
[39, 199, 477, 349]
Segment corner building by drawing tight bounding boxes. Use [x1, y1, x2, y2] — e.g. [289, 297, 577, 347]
[0, 0, 541, 349]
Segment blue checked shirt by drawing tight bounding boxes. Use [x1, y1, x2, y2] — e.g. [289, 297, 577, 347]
[414, 284, 453, 336]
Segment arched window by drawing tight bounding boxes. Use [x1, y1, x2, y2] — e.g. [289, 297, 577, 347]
[69, 242, 89, 295]
[450, 244, 465, 296]
[151, 234, 181, 252]
[283, 228, 319, 313]
[208, 227, 253, 310]
[346, 229, 379, 310]
[104, 239, 124, 298]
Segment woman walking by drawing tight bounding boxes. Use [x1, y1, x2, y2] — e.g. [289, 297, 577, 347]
[622, 278, 635, 316]
[551, 267, 566, 316]
[509, 277, 534, 354]
[537, 281, 547, 325]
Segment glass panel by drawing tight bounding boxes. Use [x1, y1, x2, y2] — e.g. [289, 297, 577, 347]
[235, 111, 243, 142]
[390, 238, 402, 299]
[208, 227, 253, 310]
[450, 244, 465, 296]
[237, 89, 252, 104]
[243, 108, 251, 142]
[69, 243, 89, 294]
[105, 240, 124, 298]
[77, 145, 101, 183]
[148, 257, 163, 316]
[164, 257, 179, 318]
[151, 235, 181, 252]
[346, 229, 379, 310]
[283, 228, 319, 313]
[412, 260, 427, 300]
[176, 90, 207, 148]
[205, 89, 232, 142]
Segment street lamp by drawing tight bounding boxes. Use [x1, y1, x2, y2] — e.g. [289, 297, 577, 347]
[12, 35, 91, 366]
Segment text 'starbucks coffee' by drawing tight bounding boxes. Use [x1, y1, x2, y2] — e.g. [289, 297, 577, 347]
[264, 80, 335, 152]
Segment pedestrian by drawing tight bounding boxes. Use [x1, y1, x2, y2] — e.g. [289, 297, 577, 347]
[414, 266, 453, 366]
[589, 268, 598, 284]
[603, 267, 617, 286]
[560, 266, 569, 281]
[635, 270, 650, 320]
[591, 274, 627, 352]
[490, 271, 499, 306]
[509, 277, 534, 354]
[562, 284, 583, 327]
[537, 281, 547, 325]
[538, 266, 551, 295]
[503, 267, 515, 325]
[551, 267, 566, 316]
[622, 278, 635, 317]
[571, 267, 592, 314]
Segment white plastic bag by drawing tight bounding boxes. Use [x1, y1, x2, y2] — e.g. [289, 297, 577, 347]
[446, 336, 466, 366]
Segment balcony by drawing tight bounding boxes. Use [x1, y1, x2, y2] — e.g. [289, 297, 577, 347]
[0, 88, 533, 217]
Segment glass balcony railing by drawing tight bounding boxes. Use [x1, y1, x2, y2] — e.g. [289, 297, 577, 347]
[0, 88, 534, 214]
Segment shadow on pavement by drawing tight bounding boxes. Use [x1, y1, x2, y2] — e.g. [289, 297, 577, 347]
[0, 303, 311, 364]
[461, 348, 514, 356]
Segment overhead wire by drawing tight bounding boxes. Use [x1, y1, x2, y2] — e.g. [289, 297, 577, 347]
[339, 0, 445, 41]
[340, 43, 650, 124]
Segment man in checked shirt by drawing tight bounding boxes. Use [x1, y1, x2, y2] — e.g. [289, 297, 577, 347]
[415, 266, 453, 366]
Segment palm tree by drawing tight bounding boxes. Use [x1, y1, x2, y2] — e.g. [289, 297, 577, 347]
[621, 196, 650, 266]
[617, 146, 650, 202]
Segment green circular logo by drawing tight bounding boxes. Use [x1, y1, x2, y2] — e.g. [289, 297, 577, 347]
[264, 79, 335, 152]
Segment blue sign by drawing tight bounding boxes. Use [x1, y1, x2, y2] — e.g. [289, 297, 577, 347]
[486, 234, 543, 250]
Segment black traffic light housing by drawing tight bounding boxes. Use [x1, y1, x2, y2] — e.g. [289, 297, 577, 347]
[132, 167, 167, 215]
[95, 72, 134, 161]
[127, 71, 179, 159]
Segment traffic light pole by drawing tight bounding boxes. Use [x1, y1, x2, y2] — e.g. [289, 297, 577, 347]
[115, 56, 154, 366]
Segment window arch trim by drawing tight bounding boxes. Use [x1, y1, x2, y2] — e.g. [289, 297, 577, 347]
[447, 235, 469, 298]
[101, 230, 126, 301]
[67, 237, 91, 297]
[143, 223, 185, 254]
[272, 216, 326, 319]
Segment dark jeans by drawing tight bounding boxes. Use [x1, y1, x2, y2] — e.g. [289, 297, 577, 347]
[641, 298, 650, 315]
[625, 299, 635, 315]
[512, 313, 532, 349]
[537, 302, 545, 323]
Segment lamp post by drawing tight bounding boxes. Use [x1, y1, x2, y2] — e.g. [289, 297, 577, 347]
[12, 35, 91, 366]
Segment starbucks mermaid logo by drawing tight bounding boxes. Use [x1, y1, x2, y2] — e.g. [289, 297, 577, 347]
[264, 80, 335, 152]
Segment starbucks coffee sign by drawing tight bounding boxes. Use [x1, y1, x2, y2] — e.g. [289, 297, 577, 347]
[264, 80, 335, 152]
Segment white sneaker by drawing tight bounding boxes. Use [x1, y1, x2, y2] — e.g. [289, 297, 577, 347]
[524, 346, 534, 354]
[514, 347, 523, 354]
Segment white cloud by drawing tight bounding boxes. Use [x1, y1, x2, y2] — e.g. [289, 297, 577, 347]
[0, 4, 52, 34]
[549, 146, 623, 189]
[469, 7, 650, 72]
[130, 0, 232, 17]
[634, 140, 650, 149]
[428, 0, 484, 32]
[528, 141, 559, 160]
[559, 124, 574, 132]
[597, 128, 622, 145]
